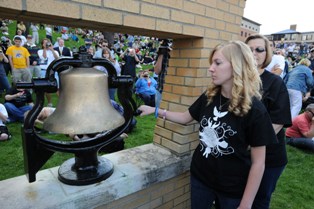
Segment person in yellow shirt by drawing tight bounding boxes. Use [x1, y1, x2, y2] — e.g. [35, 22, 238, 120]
[16, 21, 26, 36]
[6, 36, 31, 84]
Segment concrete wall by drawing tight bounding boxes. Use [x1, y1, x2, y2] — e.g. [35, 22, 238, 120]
[0, 0, 246, 208]
[0, 144, 192, 209]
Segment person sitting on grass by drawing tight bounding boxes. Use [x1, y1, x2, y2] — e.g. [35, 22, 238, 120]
[4, 83, 33, 123]
[0, 103, 10, 141]
[286, 103, 314, 152]
[135, 70, 157, 107]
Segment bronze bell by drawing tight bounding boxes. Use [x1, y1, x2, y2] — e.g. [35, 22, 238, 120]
[43, 67, 125, 135]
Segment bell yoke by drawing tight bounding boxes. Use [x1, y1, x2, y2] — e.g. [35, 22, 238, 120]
[17, 46, 136, 185]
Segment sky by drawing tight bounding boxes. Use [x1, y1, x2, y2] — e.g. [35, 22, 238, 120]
[243, 0, 313, 35]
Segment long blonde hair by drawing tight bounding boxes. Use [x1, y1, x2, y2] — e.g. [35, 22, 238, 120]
[298, 58, 311, 67]
[206, 41, 262, 116]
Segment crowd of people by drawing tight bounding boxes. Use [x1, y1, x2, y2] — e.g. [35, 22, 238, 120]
[0, 20, 163, 145]
[1, 19, 314, 208]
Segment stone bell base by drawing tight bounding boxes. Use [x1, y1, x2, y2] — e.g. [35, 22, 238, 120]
[0, 143, 192, 209]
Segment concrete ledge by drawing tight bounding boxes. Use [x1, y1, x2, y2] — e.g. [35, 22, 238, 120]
[0, 143, 192, 209]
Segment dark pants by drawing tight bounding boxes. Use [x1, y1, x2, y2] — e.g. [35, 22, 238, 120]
[139, 93, 155, 107]
[252, 165, 285, 209]
[46, 35, 52, 43]
[191, 175, 241, 209]
[4, 102, 32, 122]
[287, 137, 314, 152]
[0, 67, 10, 93]
[109, 88, 116, 101]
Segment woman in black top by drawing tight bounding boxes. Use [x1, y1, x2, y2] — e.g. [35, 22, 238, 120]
[245, 34, 292, 209]
[139, 41, 276, 209]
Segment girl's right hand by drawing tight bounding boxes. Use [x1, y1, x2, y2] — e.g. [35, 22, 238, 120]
[137, 105, 155, 116]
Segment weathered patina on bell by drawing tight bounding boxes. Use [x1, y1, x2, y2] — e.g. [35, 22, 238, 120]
[19, 47, 135, 185]
[43, 67, 125, 135]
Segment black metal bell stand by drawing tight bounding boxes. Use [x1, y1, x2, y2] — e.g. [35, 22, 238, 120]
[18, 47, 135, 185]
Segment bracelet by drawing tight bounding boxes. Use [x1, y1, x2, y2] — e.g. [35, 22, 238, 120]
[162, 109, 167, 120]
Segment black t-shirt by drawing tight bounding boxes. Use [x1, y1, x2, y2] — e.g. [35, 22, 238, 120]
[260, 70, 292, 167]
[189, 93, 276, 198]
[25, 45, 40, 65]
[122, 55, 138, 77]
[5, 87, 32, 108]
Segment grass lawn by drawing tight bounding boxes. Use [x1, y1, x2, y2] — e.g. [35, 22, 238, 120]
[0, 20, 157, 180]
[1, 21, 314, 209]
[0, 109, 156, 180]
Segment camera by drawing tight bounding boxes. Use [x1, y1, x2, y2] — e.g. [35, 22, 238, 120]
[46, 43, 52, 48]
[157, 39, 172, 57]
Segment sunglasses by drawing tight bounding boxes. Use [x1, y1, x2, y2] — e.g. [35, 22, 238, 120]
[251, 47, 266, 53]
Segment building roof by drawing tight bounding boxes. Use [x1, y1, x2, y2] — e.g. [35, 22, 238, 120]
[271, 29, 300, 35]
[242, 17, 261, 26]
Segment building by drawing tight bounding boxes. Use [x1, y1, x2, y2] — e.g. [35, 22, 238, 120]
[239, 17, 261, 41]
[266, 25, 314, 45]
[240, 19, 314, 52]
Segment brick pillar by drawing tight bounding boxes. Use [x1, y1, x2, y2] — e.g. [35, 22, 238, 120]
[154, 38, 213, 156]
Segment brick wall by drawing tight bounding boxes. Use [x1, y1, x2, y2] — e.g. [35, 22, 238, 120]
[95, 172, 191, 209]
[0, 0, 246, 208]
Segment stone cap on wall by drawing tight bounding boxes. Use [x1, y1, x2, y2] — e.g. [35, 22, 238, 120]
[0, 143, 192, 209]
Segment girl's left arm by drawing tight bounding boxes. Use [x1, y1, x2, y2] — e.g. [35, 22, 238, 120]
[238, 146, 265, 209]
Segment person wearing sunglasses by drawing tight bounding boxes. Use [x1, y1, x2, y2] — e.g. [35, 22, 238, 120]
[139, 41, 277, 209]
[286, 103, 314, 152]
[245, 34, 292, 209]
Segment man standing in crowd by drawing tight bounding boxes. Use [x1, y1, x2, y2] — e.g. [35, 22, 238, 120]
[54, 38, 71, 57]
[13, 29, 27, 46]
[45, 25, 53, 43]
[93, 39, 109, 58]
[38, 38, 59, 107]
[120, 47, 139, 80]
[54, 38, 72, 77]
[25, 34, 41, 78]
[5, 36, 31, 84]
[30, 22, 39, 45]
